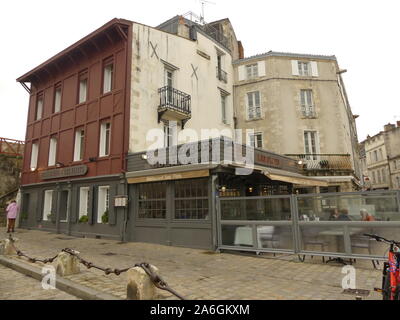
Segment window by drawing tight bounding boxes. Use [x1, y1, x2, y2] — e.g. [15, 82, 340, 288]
[79, 187, 90, 219]
[163, 121, 177, 148]
[54, 85, 62, 113]
[30, 142, 39, 170]
[377, 170, 382, 184]
[97, 186, 110, 223]
[35, 95, 43, 120]
[248, 132, 263, 148]
[298, 61, 311, 76]
[246, 64, 258, 79]
[138, 182, 167, 219]
[74, 129, 85, 161]
[372, 171, 376, 184]
[300, 89, 315, 117]
[373, 150, 378, 162]
[103, 60, 114, 94]
[396, 176, 400, 188]
[221, 95, 227, 124]
[304, 131, 319, 160]
[48, 136, 57, 166]
[379, 148, 383, 161]
[99, 122, 111, 157]
[43, 190, 53, 221]
[247, 91, 261, 119]
[382, 168, 386, 183]
[78, 71, 88, 103]
[175, 178, 209, 220]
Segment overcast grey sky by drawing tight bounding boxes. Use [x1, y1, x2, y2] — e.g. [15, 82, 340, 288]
[1, 0, 399, 142]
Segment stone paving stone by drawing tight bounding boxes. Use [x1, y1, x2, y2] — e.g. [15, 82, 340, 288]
[0, 229, 384, 300]
[0, 264, 79, 300]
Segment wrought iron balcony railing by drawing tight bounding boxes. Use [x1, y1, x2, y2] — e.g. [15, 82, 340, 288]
[216, 67, 228, 83]
[285, 154, 353, 171]
[158, 86, 191, 128]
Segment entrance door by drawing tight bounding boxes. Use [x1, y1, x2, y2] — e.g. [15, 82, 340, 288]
[59, 190, 69, 222]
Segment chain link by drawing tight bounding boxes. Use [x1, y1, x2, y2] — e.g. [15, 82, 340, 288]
[6, 234, 185, 300]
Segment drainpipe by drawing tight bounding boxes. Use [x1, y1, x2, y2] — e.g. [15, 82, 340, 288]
[211, 174, 219, 251]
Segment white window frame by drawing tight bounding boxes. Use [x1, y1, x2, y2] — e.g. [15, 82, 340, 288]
[36, 96, 43, 120]
[99, 122, 111, 157]
[248, 132, 263, 149]
[30, 142, 39, 170]
[48, 137, 57, 167]
[103, 63, 114, 94]
[54, 86, 61, 113]
[74, 129, 85, 162]
[78, 77, 88, 104]
[300, 89, 315, 117]
[43, 190, 53, 221]
[246, 63, 258, 79]
[298, 61, 311, 76]
[221, 94, 227, 124]
[163, 121, 178, 148]
[303, 131, 320, 160]
[97, 186, 110, 224]
[247, 91, 262, 120]
[79, 187, 90, 219]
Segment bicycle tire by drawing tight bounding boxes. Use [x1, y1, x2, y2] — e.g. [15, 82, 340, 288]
[382, 273, 391, 300]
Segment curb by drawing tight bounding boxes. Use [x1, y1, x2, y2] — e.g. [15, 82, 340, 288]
[0, 255, 120, 300]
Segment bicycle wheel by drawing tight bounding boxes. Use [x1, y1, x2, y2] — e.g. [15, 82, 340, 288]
[382, 273, 391, 300]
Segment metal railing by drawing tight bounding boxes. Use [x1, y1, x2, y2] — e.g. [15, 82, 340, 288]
[216, 67, 228, 83]
[286, 154, 353, 171]
[0, 138, 24, 157]
[158, 86, 191, 115]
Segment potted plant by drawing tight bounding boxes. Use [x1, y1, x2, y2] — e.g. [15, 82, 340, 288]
[101, 209, 109, 224]
[79, 215, 89, 223]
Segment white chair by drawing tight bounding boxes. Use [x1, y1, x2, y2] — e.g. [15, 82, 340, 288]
[234, 226, 253, 246]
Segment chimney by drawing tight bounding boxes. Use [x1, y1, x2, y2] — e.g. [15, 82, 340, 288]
[177, 16, 190, 39]
[384, 123, 396, 132]
[238, 41, 244, 59]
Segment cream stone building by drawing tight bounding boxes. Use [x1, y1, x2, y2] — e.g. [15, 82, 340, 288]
[233, 52, 361, 192]
[362, 122, 400, 190]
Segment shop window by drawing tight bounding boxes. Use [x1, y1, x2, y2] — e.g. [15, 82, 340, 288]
[174, 178, 209, 220]
[138, 182, 167, 219]
[97, 186, 110, 223]
[43, 190, 54, 221]
[79, 187, 90, 219]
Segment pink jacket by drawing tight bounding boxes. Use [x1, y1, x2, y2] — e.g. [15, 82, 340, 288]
[6, 202, 19, 219]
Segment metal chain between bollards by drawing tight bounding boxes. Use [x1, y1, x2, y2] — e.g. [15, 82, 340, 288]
[6, 234, 185, 300]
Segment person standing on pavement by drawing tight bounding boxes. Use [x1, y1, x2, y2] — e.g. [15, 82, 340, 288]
[6, 200, 19, 233]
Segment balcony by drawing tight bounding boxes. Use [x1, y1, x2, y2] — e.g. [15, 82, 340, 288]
[158, 86, 191, 128]
[286, 154, 353, 175]
[216, 67, 228, 83]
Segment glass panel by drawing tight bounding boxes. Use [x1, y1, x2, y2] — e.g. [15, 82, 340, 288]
[138, 182, 167, 219]
[221, 224, 253, 247]
[299, 225, 345, 254]
[350, 227, 400, 257]
[297, 192, 400, 221]
[220, 197, 291, 221]
[174, 178, 209, 220]
[257, 225, 293, 250]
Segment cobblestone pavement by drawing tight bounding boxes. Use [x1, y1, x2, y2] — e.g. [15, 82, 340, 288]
[0, 264, 79, 300]
[0, 229, 383, 300]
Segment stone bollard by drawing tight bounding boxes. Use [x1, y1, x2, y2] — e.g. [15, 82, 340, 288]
[126, 264, 159, 300]
[0, 238, 19, 256]
[55, 251, 80, 276]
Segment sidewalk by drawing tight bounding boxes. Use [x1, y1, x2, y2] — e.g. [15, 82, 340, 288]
[0, 229, 382, 300]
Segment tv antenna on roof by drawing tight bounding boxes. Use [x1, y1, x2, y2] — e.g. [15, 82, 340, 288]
[199, 0, 216, 25]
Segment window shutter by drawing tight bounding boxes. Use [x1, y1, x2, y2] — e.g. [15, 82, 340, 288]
[238, 65, 246, 81]
[108, 184, 117, 226]
[51, 191, 58, 222]
[70, 188, 79, 223]
[258, 61, 266, 77]
[291, 60, 299, 76]
[88, 186, 96, 225]
[311, 61, 319, 77]
[36, 192, 44, 222]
